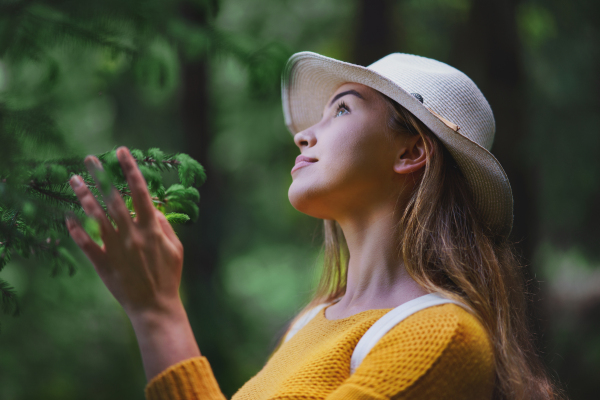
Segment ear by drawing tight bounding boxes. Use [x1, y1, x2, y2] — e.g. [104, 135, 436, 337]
[392, 134, 432, 175]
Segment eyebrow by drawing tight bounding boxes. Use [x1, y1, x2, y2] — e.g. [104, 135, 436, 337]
[328, 90, 364, 108]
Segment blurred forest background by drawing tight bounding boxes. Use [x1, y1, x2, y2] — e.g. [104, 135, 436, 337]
[0, 0, 599, 399]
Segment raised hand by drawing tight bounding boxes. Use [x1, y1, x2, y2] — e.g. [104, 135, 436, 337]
[66, 146, 183, 316]
[66, 146, 201, 380]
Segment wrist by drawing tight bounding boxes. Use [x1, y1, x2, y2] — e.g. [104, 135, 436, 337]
[128, 298, 187, 330]
[127, 299, 202, 381]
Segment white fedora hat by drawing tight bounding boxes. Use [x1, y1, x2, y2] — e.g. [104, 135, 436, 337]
[282, 51, 513, 237]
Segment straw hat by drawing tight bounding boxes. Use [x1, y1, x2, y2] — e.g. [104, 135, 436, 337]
[281, 51, 513, 237]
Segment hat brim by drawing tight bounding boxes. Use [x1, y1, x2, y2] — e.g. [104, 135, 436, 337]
[282, 52, 513, 237]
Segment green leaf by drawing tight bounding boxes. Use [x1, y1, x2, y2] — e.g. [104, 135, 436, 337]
[91, 166, 113, 199]
[165, 184, 200, 221]
[100, 150, 125, 184]
[125, 196, 134, 212]
[148, 148, 165, 162]
[176, 153, 206, 187]
[84, 218, 102, 245]
[165, 213, 190, 225]
[154, 184, 166, 200]
[130, 149, 144, 161]
[138, 165, 162, 193]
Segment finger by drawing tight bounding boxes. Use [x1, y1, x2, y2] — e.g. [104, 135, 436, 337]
[116, 147, 156, 226]
[66, 215, 107, 266]
[154, 209, 181, 248]
[69, 175, 115, 239]
[84, 156, 132, 235]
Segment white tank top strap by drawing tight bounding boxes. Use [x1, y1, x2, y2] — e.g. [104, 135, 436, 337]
[350, 293, 470, 375]
[283, 298, 341, 343]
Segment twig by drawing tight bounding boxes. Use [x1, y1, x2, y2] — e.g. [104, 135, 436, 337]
[28, 182, 80, 206]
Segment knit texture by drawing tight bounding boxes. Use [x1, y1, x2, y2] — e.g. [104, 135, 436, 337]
[145, 304, 494, 400]
[145, 356, 226, 400]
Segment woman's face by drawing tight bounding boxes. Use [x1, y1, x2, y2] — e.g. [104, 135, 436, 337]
[288, 83, 414, 221]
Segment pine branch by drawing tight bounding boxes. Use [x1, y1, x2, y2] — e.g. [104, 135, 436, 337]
[0, 0, 287, 334]
[27, 182, 81, 206]
[0, 148, 205, 283]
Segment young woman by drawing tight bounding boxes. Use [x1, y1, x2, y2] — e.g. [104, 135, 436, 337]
[66, 52, 563, 400]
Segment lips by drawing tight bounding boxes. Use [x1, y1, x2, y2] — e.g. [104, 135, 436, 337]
[291, 155, 318, 175]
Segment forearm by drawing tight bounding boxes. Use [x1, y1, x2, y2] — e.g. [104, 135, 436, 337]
[129, 300, 201, 381]
[68, 150, 209, 394]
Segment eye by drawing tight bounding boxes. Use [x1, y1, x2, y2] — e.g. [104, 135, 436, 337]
[334, 101, 350, 118]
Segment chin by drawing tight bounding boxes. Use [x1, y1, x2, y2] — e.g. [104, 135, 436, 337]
[288, 180, 333, 219]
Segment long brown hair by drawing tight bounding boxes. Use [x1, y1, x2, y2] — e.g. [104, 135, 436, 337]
[300, 94, 564, 400]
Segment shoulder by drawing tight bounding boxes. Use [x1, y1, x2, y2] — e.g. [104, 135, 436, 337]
[365, 303, 492, 361]
[348, 304, 495, 399]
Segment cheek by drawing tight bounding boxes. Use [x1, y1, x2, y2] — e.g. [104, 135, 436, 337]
[295, 127, 369, 192]
[330, 126, 391, 180]
[288, 126, 393, 215]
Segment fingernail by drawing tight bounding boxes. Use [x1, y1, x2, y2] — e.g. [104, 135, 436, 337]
[70, 175, 83, 188]
[85, 156, 102, 172]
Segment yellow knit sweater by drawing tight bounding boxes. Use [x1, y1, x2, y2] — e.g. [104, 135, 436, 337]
[145, 303, 495, 400]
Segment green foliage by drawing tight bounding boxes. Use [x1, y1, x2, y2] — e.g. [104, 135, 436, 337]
[165, 213, 191, 225]
[165, 184, 201, 221]
[175, 153, 207, 188]
[0, 0, 276, 334]
[0, 0, 299, 397]
[0, 148, 206, 331]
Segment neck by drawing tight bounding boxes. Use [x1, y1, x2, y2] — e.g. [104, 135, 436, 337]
[329, 202, 428, 318]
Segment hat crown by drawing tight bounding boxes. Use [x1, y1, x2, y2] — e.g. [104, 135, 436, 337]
[368, 53, 495, 151]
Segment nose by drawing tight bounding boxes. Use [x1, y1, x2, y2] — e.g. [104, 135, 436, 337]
[293, 127, 316, 149]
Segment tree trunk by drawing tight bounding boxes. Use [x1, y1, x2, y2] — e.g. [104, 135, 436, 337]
[352, 0, 395, 66]
[177, 2, 238, 395]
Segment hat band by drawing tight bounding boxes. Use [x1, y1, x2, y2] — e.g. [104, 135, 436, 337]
[426, 108, 460, 132]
